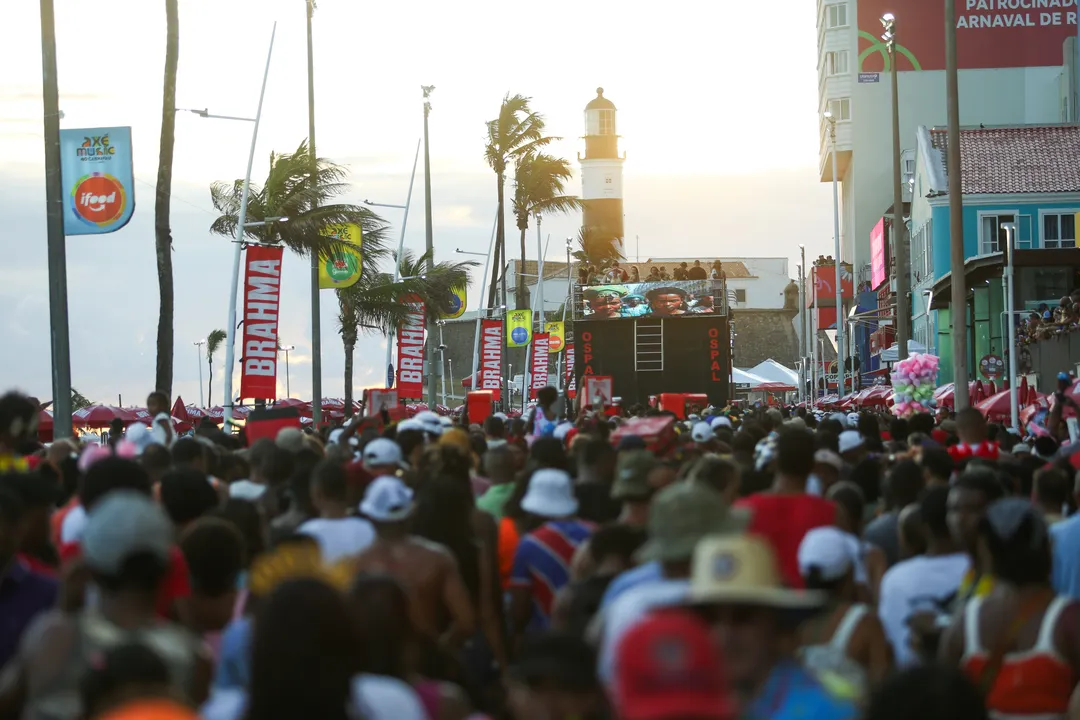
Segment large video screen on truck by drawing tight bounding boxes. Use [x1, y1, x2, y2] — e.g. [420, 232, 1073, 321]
[581, 280, 715, 320]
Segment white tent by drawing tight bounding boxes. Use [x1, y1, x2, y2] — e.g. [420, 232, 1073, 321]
[732, 368, 770, 387]
[880, 340, 928, 363]
[748, 359, 799, 386]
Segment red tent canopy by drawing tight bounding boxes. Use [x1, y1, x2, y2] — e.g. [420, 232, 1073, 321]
[72, 405, 137, 429]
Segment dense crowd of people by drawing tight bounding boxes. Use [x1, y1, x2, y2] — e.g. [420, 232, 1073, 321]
[2, 386, 1080, 719]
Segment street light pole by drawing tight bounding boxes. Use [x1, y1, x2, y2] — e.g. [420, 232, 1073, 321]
[194, 340, 207, 407]
[1003, 224, 1019, 430]
[825, 112, 845, 396]
[305, 0, 323, 427]
[946, 0, 970, 407]
[221, 23, 276, 429]
[799, 244, 807, 403]
[280, 344, 294, 398]
[39, 0, 73, 439]
[883, 13, 910, 365]
[422, 86, 438, 407]
[462, 215, 497, 394]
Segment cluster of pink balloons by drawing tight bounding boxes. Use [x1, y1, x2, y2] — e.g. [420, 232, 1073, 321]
[890, 353, 940, 417]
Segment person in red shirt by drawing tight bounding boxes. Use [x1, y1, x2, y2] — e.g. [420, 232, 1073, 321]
[736, 429, 837, 589]
[57, 457, 190, 619]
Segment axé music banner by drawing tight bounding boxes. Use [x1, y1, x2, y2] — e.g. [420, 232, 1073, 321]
[60, 126, 136, 236]
[239, 245, 284, 400]
[529, 333, 550, 399]
[480, 320, 503, 401]
[397, 296, 426, 400]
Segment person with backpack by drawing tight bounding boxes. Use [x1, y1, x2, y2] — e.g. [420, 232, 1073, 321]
[526, 387, 560, 442]
[797, 526, 893, 703]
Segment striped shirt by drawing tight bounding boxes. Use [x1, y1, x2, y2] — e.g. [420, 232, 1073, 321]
[509, 519, 594, 630]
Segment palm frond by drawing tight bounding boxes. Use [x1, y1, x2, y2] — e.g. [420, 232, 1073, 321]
[206, 329, 227, 360]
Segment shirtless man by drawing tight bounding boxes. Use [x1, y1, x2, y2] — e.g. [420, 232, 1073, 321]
[351, 476, 476, 648]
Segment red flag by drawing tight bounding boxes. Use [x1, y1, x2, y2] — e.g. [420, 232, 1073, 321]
[396, 295, 426, 400]
[171, 396, 190, 423]
[565, 343, 576, 399]
[480, 319, 503, 401]
[529, 333, 550, 399]
[239, 245, 283, 400]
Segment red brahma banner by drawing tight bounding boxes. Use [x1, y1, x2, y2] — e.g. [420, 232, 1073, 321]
[396, 296, 426, 400]
[239, 244, 284, 400]
[530, 333, 550, 399]
[480, 319, 503, 402]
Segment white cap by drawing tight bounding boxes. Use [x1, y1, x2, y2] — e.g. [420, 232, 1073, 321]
[397, 419, 424, 433]
[438, 416, 453, 427]
[846, 412, 860, 427]
[363, 438, 403, 468]
[229, 480, 268, 501]
[688, 414, 701, 422]
[691, 421, 715, 444]
[520, 469, 578, 519]
[327, 428, 345, 445]
[710, 416, 732, 430]
[813, 449, 844, 472]
[493, 412, 509, 421]
[124, 424, 159, 456]
[553, 422, 574, 441]
[360, 476, 415, 522]
[838, 430, 864, 455]
[414, 411, 443, 435]
[798, 526, 857, 582]
[829, 412, 849, 427]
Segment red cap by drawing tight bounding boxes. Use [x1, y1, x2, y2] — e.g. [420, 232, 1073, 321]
[614, 610, 736, 720]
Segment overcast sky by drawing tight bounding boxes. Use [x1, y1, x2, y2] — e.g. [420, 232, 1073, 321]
[0, 0, 835, 408]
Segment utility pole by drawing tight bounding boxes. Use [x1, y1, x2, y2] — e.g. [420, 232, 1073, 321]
[825, 114, 845, 396]
[40, 0, 73, 440]
[422, 85, 438, 407]
[946, 0, 969, 406]
[883, 13, 910, 364]
[799, 245, 807, 403]
[305, 0, 322, 426]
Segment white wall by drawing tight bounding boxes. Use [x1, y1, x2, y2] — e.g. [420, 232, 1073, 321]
[846, 66, 1063, 276]
[719, 257, 791, 310]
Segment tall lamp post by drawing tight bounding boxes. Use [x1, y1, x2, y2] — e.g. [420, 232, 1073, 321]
[945, 0, 969, 406]
[798, 244, 807, 403]
[882, 12, 911, 365]
[279, 344, 295, 398]
[422, 85, 438, 407]
[305, 0, 322, 427]
[194, 340, 207, 407]
[823, 112, 845, 397]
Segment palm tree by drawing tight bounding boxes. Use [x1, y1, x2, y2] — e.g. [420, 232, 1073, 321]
[70, 388, 92, 412]
[512, 152, 582, 307]
[209, 140, 386, 262]
[154, 0, 180, 397]
[205, 329, 226, 405]
[336, 249, 476, 413]
[483, 94, 554, 312]
[571, 226, 624, 271]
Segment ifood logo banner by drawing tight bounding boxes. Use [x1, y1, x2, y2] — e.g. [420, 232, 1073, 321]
[60, 127, 135, 235]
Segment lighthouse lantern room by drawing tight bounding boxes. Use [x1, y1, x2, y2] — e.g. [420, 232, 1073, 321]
[579, 87, 625, 257]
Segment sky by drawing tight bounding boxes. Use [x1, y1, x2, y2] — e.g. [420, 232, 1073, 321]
[0, 0, 835, 408]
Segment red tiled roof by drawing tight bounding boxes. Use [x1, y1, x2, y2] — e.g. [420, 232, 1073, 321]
[929, 126, 1080, 195]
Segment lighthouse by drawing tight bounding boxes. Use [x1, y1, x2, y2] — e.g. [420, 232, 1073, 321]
[579, 87, 625, 256]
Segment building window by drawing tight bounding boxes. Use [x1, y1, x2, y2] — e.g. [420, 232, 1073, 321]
[903, 157, 915, 176]
[826, 50, 849, 76]
[979, 214, 1015, 254]
[598, 109, 615, 135]
[826, 3, 848, 28]
[828, 98, 851, 121]
[733, 289, 746, 304]
[1042, 212, 1077, 248]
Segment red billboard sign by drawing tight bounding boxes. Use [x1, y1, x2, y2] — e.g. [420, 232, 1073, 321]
[530, 333, 550, 399]
[480, 319, 503, 401]
[810, 264, 854, 307]
[858, 0, 1077, 72]
[870, 219, 887, 290]
[239, 245, 283, 400]
[396, 296, 426, 400]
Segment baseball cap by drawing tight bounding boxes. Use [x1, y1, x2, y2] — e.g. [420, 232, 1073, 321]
[637, 482, 749, 563]
[612, 450, 658, 500]
[613, 610, 736, 720]
[359, 476, 415, 522]
[797, 526, 857, 583]
[228, 480, 267, 501]
[275, 427, 305, 453]
[711, 416, 732, 430]
[124, 424, 159, 456]
[521, 469, 578, 519]
[691, 422, 714, 444]
[846, 412, 860, 427]
[414, 411, 444, 436]
[813, 449, 844, 472]
[363, 438, 403, 468]
[82, 491, 172, 574]
[838, 430, 864, 454]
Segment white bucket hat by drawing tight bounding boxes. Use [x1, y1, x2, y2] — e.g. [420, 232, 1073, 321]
[520, 468, 578, 519]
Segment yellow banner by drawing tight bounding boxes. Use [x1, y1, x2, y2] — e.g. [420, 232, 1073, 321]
[318, 223, 363, 289]
[546, 322, 565, 353]
[506, 309, 532, 348]
[442, 286, 467, 319]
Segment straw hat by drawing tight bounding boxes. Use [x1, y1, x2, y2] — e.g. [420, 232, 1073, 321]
[689, 535, 826, 609]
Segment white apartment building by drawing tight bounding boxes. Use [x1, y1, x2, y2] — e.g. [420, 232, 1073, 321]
[816, 0, 1076, 284]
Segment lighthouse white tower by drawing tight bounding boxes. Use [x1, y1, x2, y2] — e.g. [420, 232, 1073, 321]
[579, 87, 625, 256]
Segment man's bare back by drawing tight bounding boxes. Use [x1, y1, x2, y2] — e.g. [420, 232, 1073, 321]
[351, 535, 475, 644]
